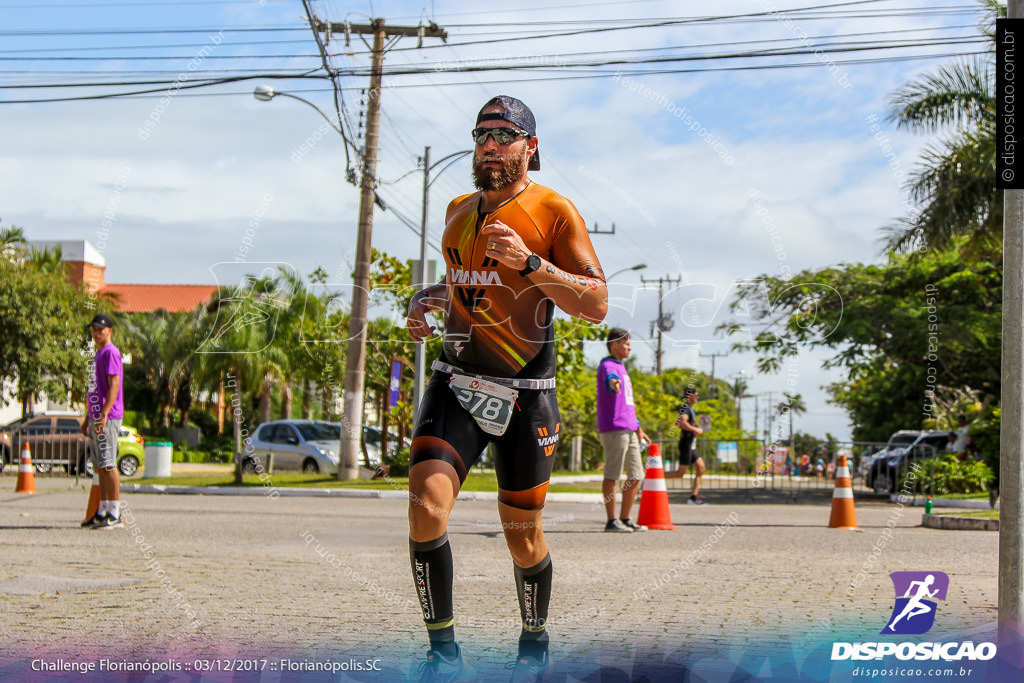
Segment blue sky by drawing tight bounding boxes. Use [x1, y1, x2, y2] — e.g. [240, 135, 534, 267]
[0, 0, 994, 441]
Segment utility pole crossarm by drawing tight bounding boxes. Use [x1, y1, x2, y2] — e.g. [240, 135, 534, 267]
[318, 20, 448, 42]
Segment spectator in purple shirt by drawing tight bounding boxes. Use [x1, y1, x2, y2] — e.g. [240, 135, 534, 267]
[80, 313, 125, 529]
[596, 328, 650, 533]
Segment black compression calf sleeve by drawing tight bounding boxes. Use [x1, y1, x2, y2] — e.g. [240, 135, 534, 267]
[514, 553, 552, 657]
[410, 534, 456, 652]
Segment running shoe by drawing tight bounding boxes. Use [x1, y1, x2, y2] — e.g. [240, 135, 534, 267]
[687, 495, 707, 505]
[604, 519, 632, 533]
[87, 514, 109, 529]
[413, 644, 466, 682]
[100, 515, 124, 529]
[621, 519, 648, 531]
[507, 651, 550, 683]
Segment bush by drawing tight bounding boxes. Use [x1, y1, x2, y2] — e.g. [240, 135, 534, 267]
[188, 408, 220, 440]
[384, 446, 410, 478]
[170, 436, 233, 464]
[901, 454, 994, 495]
[971, 408, 1000, 492]
[122, 409, 150, 433]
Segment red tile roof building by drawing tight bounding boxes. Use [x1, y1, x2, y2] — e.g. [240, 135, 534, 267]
[31, 240, 217, 313]
[100, 284, 218, 314]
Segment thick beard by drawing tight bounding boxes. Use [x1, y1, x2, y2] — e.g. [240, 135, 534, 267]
[471, 145, 528, 192]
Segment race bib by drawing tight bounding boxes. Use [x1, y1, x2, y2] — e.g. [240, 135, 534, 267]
[449, 374, 519, 436]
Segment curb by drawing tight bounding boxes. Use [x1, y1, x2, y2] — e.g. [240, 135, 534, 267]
[889, 494, 996, 510]
[121, 483, 605, 504]
[922, 513, 998, 531]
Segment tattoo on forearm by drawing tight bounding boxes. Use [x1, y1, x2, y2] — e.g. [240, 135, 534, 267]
[544, 264, 589, 286]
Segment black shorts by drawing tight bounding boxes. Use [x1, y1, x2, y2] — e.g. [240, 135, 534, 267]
[410, 371, 560, 497]
[678, 441, 700, 466]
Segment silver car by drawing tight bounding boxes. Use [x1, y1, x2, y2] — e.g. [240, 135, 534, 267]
[244, 420, 341, 474]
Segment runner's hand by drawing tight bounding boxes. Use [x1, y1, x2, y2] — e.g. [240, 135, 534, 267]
[481, 221, 530, 271]
[407, 290, 440, 343]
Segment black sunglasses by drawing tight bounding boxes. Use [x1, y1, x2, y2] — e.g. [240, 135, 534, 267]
[471, 127, 530, 145]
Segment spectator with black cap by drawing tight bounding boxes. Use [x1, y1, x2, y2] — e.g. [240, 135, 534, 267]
[80, 312, 125, 529]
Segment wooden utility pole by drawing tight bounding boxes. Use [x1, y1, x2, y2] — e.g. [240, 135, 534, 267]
[1002, 0, 1024, 654]
[700, 350, 727, 399]
[641, 274, 681, 375]
[312, 18, 447, 480]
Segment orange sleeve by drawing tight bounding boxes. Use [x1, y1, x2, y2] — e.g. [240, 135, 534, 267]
[546, 194, 605, 281]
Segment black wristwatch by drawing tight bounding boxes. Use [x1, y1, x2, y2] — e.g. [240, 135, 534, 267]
[519, 253, 541, 277]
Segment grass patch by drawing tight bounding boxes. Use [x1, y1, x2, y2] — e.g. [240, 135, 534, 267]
[130, 470, 604, 493]
[940, 510, 999, 519]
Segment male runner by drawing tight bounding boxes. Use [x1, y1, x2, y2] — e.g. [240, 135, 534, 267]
[406, 95, 607, 681]
[665, 387, 707, 504]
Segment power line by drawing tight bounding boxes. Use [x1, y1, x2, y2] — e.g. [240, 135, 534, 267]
[2, 35, 985, 91]
[0, 47, 988, 104]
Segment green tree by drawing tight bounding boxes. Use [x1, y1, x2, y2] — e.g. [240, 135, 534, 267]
[119, 310, 199, 430]
[721, 243, 1001, 442]
[194, 275, 286, 483]
[0, 226, 92, 415]
[883, 0, 1003, 253]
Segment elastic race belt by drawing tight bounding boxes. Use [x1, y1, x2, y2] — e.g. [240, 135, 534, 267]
[431, 360, 556, 391]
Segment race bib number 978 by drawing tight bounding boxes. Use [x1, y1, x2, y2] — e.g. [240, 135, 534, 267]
[449, 374, 518, 436]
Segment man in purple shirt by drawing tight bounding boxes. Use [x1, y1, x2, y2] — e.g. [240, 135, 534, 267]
[596, 328, 650, 533]
[80, 313, 124, 529]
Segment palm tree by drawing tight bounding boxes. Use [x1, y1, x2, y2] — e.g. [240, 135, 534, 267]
[883, 0, 1003, 253]
[730, 374, 751, 434]
[119, 311, 197, 430]
[0, 225, 26, 260]
[194, 274, 294, 483]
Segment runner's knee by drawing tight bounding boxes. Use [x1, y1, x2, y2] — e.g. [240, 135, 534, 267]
[497, 484, 549, 511]
[410, 436, 468, 483]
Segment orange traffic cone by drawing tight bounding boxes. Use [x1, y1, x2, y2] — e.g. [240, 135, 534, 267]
[15, 443, 36, 494]
[82, 473, 100, 523]
[636, 443, 676, 530]
[828, 454, 858, 530]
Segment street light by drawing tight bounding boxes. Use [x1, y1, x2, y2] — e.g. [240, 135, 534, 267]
[253, 85, 344, 136]
[413, 146, 472, 414]
[606, 263, 647, 280]
[254, 86, 358, 184]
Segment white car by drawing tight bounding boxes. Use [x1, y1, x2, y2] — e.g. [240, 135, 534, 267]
[241, 420, 341, 474]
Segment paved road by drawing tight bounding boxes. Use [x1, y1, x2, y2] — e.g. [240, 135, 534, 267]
[0, 475, 1005, 681]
